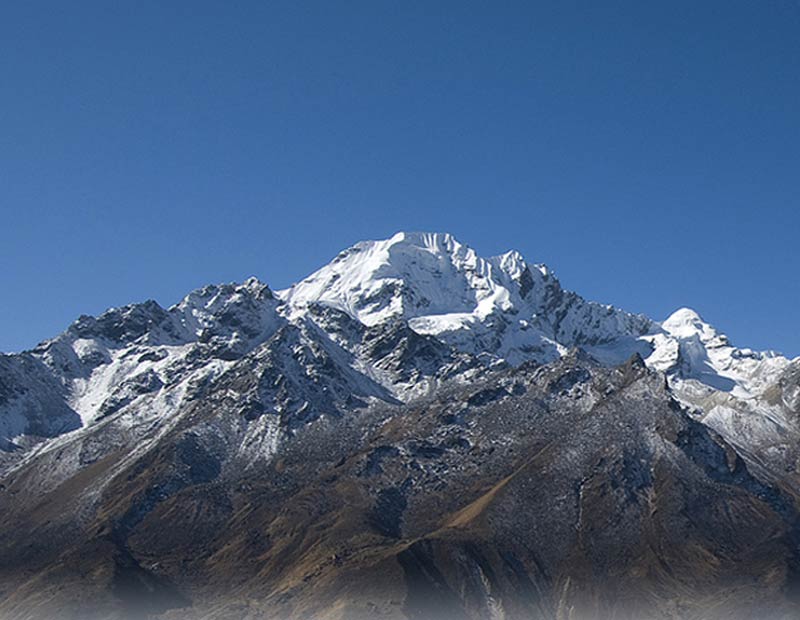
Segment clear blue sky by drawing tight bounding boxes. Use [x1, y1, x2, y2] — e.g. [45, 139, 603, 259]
[1, 1, 798, 356]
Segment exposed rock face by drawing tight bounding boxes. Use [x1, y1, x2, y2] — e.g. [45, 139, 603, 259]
[1, 232, 799, 620]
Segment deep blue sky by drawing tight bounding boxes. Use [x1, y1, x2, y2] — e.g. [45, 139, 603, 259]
[2, 1, 798, 356]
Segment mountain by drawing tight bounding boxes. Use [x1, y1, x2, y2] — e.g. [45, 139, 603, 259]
[1, 232, 799, 620]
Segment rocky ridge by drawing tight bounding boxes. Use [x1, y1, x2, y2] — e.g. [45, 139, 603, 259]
[1, 232, 799, 620]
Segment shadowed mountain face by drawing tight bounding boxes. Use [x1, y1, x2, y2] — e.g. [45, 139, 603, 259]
[2, 233, 800, 620]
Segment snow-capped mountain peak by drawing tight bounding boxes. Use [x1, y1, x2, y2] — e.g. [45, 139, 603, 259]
[644, 305, 792, 405]
[281, 231, 532, 325]
[172, 276, 277, 342]
[661, 307, 724, 344]
[281, 232, 652, 365]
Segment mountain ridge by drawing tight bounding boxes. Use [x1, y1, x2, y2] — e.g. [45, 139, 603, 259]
[2, 232, 797, 466]
[2, 232, 800, 620]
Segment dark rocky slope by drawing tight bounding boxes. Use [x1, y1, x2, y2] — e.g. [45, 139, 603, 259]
[2, 355, 799, 620]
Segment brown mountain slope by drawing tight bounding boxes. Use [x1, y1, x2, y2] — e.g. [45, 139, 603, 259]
[2, 356, 800, 620]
